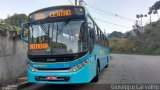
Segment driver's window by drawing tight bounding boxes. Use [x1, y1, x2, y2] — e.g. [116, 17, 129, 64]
[87, 16, 95, 51]
[78, 22, 88, 51]
[88, 16, 94, 30]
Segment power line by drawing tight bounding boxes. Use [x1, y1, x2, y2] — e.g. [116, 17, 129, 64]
[71, 0, 132, 29]
[87, 8, 135, 23]
[94, 18, 132, 29]
[87, 8, 136, 23]
[87, 5, 135, 22]
[81, 1, 136, 22]
[87, 5, 116, 16]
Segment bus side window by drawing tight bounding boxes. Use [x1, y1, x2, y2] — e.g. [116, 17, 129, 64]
[104, 37, 107, 47]
[104, 36, 106, 47]
[89, 29, 95, 46]
[102, 34, 104, 46]
[78, 22, 88, 51]
[98, 28, 101, 45]
[105, 36, 109, 47]
[95, 25, 99, 43]
[103, 35, 105, 47]
[100, 31, 103, 45]
[107, 39, 109, 47]
[101, 32, 104, 46]
[98, 30, 101, 45]
[101, 32, 103, 45]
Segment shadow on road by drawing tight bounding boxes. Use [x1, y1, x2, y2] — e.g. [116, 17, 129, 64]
[19, 83, 111, 90]
[38, 84, 89, 90]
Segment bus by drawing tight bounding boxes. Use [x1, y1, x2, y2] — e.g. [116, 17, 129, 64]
[21, 5, 110, 84]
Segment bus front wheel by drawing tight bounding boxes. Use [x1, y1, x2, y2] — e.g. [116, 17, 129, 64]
[92, 62, 100, 82]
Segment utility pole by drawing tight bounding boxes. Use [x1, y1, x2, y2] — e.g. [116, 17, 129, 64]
[150, 14, 152, 24]
[148, 8, 152, 24]
[75, 0, 77, 6]
[140, 14, 143, 26]
[75, 0, 83, 6]
[79, 0, 83, 6]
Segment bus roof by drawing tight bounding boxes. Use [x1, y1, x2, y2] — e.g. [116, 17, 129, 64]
[29, 5, 85, 16]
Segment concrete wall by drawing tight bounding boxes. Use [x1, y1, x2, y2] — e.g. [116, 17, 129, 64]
[0, 33, 27, 84]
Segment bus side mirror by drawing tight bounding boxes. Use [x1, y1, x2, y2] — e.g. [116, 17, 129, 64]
[21, 23, 29, 43]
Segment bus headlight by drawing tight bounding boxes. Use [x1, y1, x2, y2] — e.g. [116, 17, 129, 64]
[69, 60, 88, 72]
[28, 64, 37, 72]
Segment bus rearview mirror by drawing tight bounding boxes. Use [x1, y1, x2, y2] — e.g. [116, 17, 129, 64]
[21, 23, 29, 43]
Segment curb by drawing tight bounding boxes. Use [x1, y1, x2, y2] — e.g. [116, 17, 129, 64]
[17, 82, 33, 90]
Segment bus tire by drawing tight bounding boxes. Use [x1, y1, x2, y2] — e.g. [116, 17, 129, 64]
[92, 62, 100, 82]
[105, 57, 109, 68]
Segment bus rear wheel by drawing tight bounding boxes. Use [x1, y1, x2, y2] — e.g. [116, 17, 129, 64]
[105, 57, 109, 68]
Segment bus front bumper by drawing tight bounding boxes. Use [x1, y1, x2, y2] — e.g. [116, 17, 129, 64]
[27, 63, 91, 84]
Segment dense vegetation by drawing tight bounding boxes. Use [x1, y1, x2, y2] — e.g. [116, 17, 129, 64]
[0, 14, 28, 38]
[109, 20, 160, 55]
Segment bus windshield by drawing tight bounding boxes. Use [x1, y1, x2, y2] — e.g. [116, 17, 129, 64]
[29, 20, 88, 55]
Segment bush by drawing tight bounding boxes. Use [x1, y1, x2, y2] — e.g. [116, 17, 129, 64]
[0, 23, 21, 37]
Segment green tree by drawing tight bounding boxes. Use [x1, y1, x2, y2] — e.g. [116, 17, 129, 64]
[109, 31, 123, 38]
[4, 13, 28, 27]
[149, 0, 160, 20]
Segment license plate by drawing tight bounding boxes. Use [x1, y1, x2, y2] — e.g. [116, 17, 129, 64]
[46, 76, 57, 80]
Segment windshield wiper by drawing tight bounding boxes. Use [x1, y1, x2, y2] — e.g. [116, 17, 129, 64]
[58, 20, 70, 34]
[55, 20, 70, 42]
[40, 24, 49, 35]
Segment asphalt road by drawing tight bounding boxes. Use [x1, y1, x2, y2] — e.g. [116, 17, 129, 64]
[18, 54, 160, 90]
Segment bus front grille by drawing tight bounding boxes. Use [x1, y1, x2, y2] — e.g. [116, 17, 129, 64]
[30, 57, 75, 63]
[28, 51, 88, 63]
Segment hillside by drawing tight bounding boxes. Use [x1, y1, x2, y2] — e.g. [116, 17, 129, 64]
[110, 20, 160, 55]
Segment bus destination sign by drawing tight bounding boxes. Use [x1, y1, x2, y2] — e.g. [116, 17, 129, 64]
[31, 7, 84, 21]
[50, 10, 72, 18]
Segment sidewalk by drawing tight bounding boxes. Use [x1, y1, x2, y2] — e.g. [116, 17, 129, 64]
[0, 77, 32, 90]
